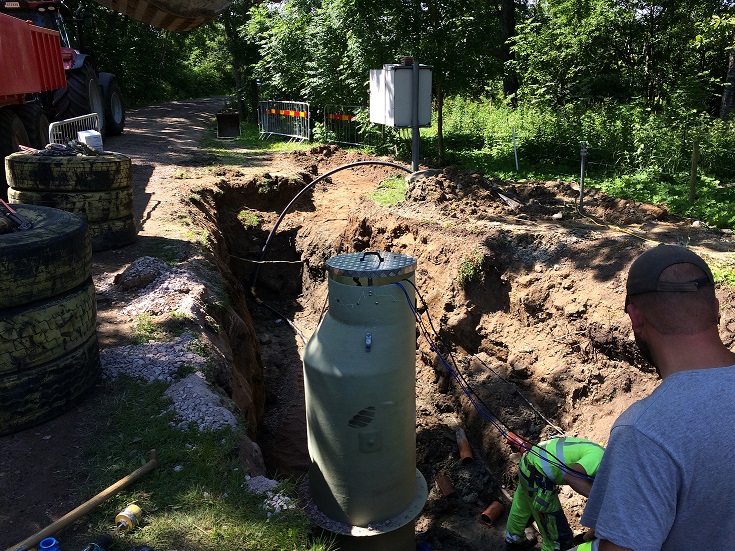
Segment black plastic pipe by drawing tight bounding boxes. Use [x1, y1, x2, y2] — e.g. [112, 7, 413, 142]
[250, 160, 411, 294]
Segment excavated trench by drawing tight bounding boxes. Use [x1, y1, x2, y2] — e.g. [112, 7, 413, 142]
[188, 162, 662, 549]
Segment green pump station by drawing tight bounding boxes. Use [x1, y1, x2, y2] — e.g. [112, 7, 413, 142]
[303, 251, 428, 550]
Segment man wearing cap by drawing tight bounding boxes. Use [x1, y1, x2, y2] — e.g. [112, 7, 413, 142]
[576, 244, 735, 550]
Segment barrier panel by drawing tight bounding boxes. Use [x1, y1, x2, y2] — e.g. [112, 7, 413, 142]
[258, 100, 310, 141]
[48, 114, 100, 144]
[323, 105, 385, 147]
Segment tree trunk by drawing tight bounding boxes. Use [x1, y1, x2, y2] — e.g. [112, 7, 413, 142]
[436, 78, 444, 162]
[720, 29, 735, 121]
[222, 9, 247, 121]
[500, 0, 519, 104]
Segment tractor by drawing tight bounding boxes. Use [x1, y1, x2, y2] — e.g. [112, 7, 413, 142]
[0, 0, 125, 139]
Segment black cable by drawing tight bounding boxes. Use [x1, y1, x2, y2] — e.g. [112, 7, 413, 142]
[395, 280, 593, 481]
[250, 160, 412, 296]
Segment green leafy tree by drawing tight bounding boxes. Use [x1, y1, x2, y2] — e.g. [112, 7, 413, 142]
[512, 0, 735, 115]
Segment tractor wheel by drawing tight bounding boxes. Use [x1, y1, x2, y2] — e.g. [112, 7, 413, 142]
[0, 333, 100, 435]
[0, 279, 97, 375]
[0, 204, 91, 309]
[99, 73, 125, 136]
[54, 63, 106, 136]
[5, 151, 132, 192]
[11, 103, 50, 150]
[8, 187, 134, 223]
[89, 214, 137, 252]
[0, 110, 31, 198]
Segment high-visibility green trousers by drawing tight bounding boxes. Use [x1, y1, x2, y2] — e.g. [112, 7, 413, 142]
[569, 540, 598, 550]
[504, 462, 574, 551]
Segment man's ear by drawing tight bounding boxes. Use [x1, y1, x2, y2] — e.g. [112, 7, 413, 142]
[627, 302, 645, 332]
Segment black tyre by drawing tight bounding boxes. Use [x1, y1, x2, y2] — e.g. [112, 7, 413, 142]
[6, 151, 132, 192]
[0, 204, 91, 309]
[0, 110, 31, 197]
[11, 103, 50, 149]
[0, 279, 97, 375]
[99, 72, 125, 136]
[89, 214, 137, 251]
[53, 63, 106, 136]
[8, 187, 133, 223]
[0, 333, 100, 435]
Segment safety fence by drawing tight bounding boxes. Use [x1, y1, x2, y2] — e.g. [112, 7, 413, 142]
[257, 100, 310, 141]
[322, 104, 386, 148]
[48, 113, 100, 144]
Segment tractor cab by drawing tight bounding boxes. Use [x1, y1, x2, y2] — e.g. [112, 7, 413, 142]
[1, 1, 77, 49]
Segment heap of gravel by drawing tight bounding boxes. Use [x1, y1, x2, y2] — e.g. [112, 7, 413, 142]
[97, 257, 236, 433]
[246, 475, 297, 517]
[100, 332, 205, 383]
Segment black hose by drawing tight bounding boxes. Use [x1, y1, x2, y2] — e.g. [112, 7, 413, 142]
[250, 160, 411, 295]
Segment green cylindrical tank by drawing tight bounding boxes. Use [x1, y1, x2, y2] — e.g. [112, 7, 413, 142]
[303, 251, 426, 532]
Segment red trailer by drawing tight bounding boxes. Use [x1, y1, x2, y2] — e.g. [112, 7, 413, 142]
[0, 12, 66, 107]
[0, 11, 66, 175]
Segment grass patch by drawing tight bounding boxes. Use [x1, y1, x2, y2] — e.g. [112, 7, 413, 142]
[705, 256, 735, 287]
[78, 379, 330, 551]
[133, 312, 192, 344]
[201, 122, 312, 167]
[367, 175, 407, 205]
[133, 313, 163, 343]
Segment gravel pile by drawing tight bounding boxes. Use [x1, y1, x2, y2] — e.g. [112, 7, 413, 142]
[100, 332, 205, 383]
[246, 475, 297, 517]
[97, 257, 236, 433]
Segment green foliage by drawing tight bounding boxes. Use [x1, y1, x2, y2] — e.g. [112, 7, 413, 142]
[133, 313, 162, 343]
[133, 312, 192, 344]
[511, 0, 731, 112]
[367, 175, 407, 205]
[456, 247, 485, 287]
[246, 0, 502, 108]
[434, 96, 735, 228]
[707, 257, 735, 287]
[237, 209, 261, 228]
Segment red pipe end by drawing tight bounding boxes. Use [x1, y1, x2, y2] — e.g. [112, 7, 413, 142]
[480, 501, 505, 525]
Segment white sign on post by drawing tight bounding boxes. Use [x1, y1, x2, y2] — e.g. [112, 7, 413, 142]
[369, 63, 432, 128]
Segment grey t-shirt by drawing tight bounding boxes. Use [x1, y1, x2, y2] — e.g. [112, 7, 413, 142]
[582, 365, 735, 551]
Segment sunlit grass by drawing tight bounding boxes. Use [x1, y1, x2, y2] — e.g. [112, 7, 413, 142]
[77, 379, 332, 551]
[367, 175, 407, 205]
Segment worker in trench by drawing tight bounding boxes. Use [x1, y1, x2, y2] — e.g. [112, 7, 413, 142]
[570, 245, 735, 551]
[504, 435, 605, 551]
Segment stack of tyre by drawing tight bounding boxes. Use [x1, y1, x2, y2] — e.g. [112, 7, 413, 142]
[0, 205, 99, 435]
[5, 151, 137, 251]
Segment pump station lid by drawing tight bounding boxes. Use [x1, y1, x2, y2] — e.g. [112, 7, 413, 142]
[326, 251, 416, 279]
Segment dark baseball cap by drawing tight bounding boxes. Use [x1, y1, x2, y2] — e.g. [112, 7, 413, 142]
[626, 245, 714, 297]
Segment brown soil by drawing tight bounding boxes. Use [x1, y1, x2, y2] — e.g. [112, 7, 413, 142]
[3, 97, 735, 551]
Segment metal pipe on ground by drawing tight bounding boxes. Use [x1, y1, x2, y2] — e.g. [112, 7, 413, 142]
[5, 450, 158, 551]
